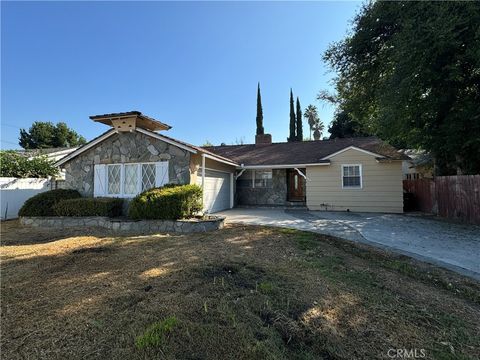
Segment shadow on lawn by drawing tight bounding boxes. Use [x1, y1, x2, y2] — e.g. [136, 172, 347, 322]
[2, 224, 480, 360]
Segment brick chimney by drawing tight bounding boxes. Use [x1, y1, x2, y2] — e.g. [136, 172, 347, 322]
[255, 134, 272, 146]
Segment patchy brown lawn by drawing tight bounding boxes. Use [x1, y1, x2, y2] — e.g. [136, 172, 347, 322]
[1, 220, 479, 360]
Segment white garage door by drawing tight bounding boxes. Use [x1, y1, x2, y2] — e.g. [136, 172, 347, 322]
[197, 169, 232, 213]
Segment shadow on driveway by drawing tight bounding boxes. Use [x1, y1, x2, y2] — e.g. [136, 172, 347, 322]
[217, 208, 480, 281]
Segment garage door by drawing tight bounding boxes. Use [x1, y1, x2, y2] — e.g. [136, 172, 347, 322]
[197, 169, 231, 213]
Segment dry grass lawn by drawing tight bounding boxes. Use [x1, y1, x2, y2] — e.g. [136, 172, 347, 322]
[1, 220, 480, 359]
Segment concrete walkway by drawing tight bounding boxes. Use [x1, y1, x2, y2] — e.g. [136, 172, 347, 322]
[217, 208, 480, 281]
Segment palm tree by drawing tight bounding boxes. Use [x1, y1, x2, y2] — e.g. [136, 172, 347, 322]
[304, 104, 325, 140]
[304, 105, 319, 140]
[313, 121, 325, 140]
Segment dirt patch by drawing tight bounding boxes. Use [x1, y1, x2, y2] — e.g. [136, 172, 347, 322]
[1, 222, 479, 359]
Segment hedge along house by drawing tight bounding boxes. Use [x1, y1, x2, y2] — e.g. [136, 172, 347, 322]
[55, 112, 238, 213]
[56, 111, 408, 214]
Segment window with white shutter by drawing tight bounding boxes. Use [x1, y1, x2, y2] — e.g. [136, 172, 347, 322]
[95, 161, 169, 198]
[93, 164, 107, 197]
[155, 161, 169, 187]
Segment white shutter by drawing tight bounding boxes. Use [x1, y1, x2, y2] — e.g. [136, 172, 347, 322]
[155, 161, 169, 187]
[93, 164, 107, 197]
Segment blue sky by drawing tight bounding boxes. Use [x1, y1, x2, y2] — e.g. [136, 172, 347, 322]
[1, 1, 361, 149]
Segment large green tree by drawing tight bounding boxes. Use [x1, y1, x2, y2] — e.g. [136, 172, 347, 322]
[328, 111, 367, 139]
[288, 89, 296, 142]
[324, 1, 480, 174]
[295, 97, 303, 141]
[256, 83, 264, 135]
[19, 121, 86, 149]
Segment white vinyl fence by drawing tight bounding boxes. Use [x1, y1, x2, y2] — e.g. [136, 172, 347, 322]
[0, 178, 52, 220]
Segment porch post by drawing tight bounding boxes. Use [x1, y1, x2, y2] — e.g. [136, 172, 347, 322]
[230, 173, 234, 208]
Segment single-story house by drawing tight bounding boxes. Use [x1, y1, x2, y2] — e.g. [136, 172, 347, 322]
[55, 111, 409, 214]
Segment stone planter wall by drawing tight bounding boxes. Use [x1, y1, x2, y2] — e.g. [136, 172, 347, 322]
[20, 216, 224, 234]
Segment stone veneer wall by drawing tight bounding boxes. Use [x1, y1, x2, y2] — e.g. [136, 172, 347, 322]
[20, 216, 224, 234]
[63, 131, 191, 197]
[236, 169, 287, 206]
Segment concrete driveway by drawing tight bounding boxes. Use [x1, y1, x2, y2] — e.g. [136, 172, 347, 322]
[217, 208, 480, 280]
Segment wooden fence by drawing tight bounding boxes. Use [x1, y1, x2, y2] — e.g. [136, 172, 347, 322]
[403, 175, 480, 224]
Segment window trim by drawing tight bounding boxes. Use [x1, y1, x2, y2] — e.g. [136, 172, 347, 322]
[341, 164, 363, 189]
[106, 161, 162, 198]
[253, 169, 273, 189]
[237, 169, 273, 189]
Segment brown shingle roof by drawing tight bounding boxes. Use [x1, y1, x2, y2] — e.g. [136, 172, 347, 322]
[204, 137, 409, 166]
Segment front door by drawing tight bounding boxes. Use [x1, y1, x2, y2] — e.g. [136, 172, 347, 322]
[288, 169, 305, 202]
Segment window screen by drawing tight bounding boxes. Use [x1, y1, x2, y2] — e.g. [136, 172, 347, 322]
[342, 165, 361, 188]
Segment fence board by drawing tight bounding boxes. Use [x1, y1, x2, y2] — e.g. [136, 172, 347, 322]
[403, 179, 434, 213]
[403, 175, 480, 224]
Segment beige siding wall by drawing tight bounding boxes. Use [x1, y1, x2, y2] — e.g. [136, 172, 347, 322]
[306, 149, 403, 213]
[189, 154, 235, 184]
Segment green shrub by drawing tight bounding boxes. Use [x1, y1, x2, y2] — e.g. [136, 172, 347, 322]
[0, 150, 59, 178]
[18, 189, 81, 217]
[135, 316, 178, 349]
[53, 197, 124, 217]
[128, 184, 202, 220]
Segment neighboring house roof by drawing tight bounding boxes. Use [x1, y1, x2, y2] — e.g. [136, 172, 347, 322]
[204, 137, 409, 167]
[400, 149, 432, 169]
[16, 147, 79, 161]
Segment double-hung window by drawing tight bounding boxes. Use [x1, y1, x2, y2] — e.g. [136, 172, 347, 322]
[342, 164, 362, 189]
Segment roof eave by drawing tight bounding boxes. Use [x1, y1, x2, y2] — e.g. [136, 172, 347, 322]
[238, 161, 330, 169]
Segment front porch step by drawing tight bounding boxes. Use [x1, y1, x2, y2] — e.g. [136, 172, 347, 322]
[285, 201, 307, 208]
[285, 206, 308, 211]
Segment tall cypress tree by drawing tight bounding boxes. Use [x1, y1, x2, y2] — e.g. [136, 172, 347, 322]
[288, 89, 296, 142]
[296, 97, 303, 141]
[256, 83, 264, 135]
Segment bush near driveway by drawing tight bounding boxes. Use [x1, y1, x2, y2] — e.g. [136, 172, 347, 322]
[18, 189, 81, 217]
[128, 184, 202, 220]
[53, 197, 124, 217]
